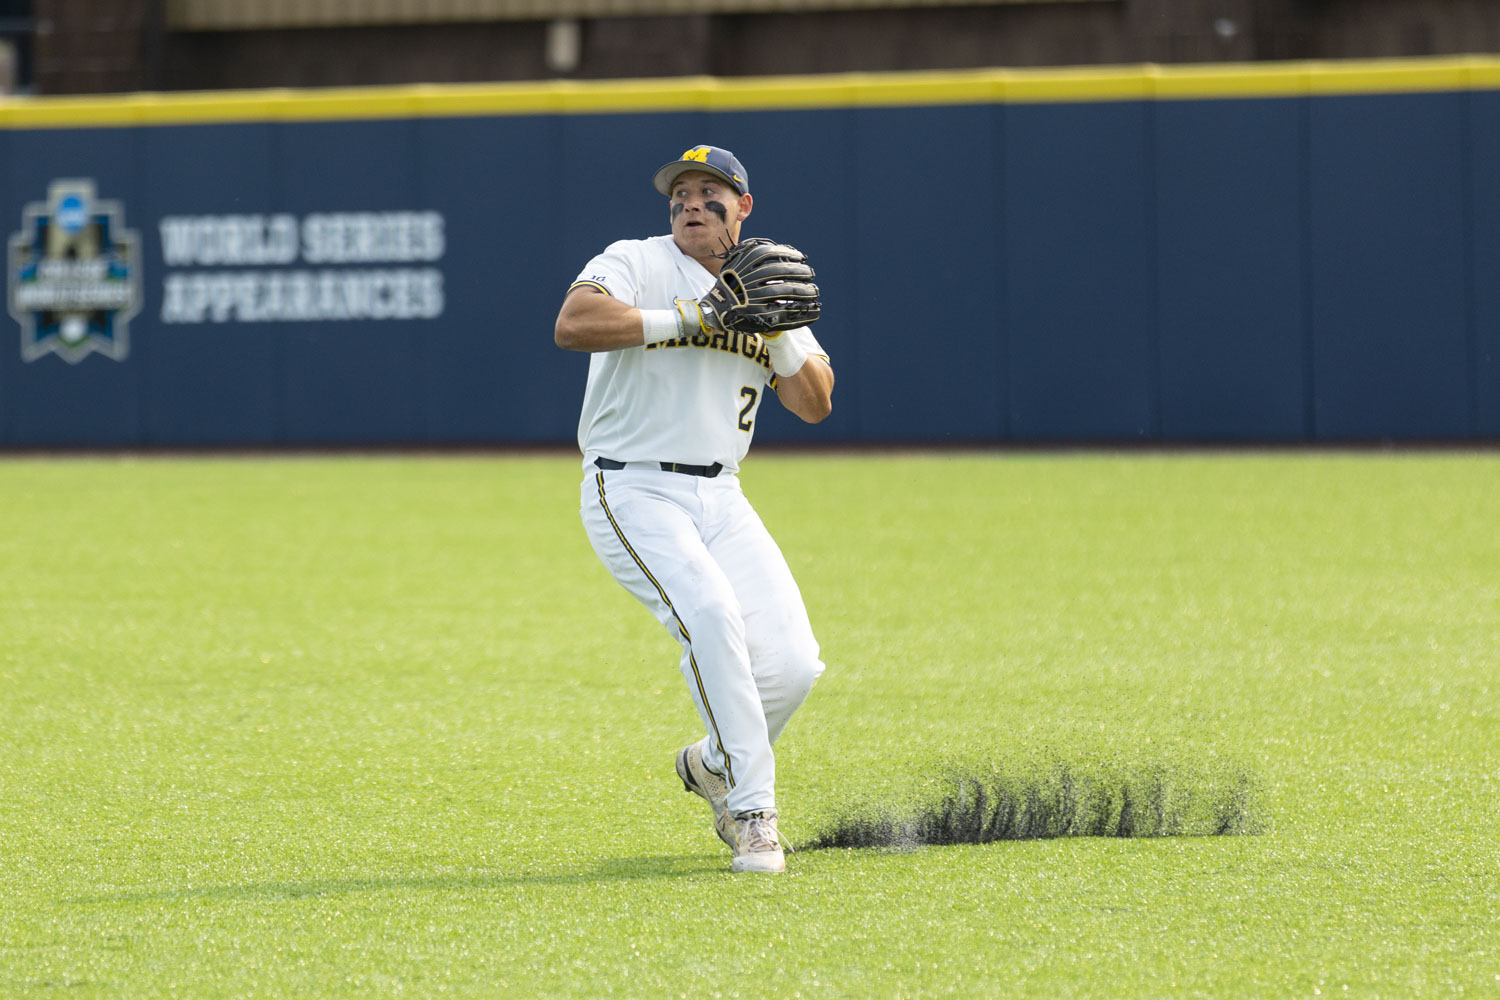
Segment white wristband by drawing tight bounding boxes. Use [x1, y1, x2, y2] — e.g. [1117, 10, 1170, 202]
[766, 334, 809, 377]
[640, 308, 684, 345]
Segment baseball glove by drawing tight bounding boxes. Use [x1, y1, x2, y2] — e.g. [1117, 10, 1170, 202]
[703, 237, 821, 336]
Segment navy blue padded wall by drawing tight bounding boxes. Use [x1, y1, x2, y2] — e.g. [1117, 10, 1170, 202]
[1469, 90, 1500, 437]
[418, 113, 573, 443]
[2, 127, 144, 446]
[848, 104, 1004, 442]
[1307, 92, 1471, 440]
[138, 122, 280, 445]
[1154, 98, 1308, 441]
[1003, 101, 1155, 440]
[272, 118, 424, 445]
[3, 79, 1500, 448]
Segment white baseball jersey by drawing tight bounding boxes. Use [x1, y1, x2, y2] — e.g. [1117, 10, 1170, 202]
[569, 234, 827, 474]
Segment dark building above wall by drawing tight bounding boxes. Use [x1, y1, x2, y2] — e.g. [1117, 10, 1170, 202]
[27, 0, 1500, 95]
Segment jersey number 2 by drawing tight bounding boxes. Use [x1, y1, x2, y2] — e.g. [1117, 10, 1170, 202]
[738, 386, 758, 432]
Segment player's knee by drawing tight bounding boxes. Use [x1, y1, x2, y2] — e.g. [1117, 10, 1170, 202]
[787, 650, 824, 699]
[757, 638, 824, 698]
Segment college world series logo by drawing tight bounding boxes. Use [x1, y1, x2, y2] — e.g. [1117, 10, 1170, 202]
[8, 179, 142, 363]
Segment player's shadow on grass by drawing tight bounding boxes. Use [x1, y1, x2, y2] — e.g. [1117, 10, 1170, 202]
[63, 854, 725, 905]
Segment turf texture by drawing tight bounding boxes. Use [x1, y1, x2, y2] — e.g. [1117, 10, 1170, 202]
[2, 452, 1496, 998]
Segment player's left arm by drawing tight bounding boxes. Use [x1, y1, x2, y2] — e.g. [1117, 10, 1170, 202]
[773, 354, 833, 424]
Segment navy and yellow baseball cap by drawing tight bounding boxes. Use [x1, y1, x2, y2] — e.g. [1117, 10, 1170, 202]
[652, 145, 749, 196]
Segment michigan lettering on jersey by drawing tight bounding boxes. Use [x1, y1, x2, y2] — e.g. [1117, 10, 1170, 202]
[646, 326, 773, 371]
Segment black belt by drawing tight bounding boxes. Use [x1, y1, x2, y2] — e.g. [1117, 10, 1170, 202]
[595, 457, 723, 478]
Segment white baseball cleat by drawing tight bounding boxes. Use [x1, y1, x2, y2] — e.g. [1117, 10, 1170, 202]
[731, 810, 787, 873]
[676, 740, 735, 849]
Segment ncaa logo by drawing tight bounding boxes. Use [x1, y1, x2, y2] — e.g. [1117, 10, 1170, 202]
[55, 194, 88, 233]
[8, 179, 142, 363]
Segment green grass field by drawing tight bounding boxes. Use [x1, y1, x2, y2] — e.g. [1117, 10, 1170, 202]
[3, 452, 1496, 998]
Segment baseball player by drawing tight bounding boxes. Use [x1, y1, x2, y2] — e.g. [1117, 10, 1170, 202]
[554, 145, 834, 873]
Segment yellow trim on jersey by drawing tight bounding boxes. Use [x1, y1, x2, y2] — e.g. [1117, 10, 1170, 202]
[3, 56, 1499, 129]
[593, 471, 736, 788]
[567, 280, 612, 297]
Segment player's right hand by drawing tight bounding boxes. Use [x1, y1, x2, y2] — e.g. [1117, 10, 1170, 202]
[673, 297, 725, 337]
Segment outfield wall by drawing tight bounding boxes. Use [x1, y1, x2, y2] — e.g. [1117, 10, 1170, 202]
[3, 59, 1499, 447]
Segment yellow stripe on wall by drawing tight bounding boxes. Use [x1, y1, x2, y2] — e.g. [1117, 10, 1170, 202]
[3, 55, 1500, 129]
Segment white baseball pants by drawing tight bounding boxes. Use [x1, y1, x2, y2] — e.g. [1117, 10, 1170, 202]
[579, 463, 824, 816]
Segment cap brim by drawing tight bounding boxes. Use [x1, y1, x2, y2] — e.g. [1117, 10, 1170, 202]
[652, 160, 743, 196]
